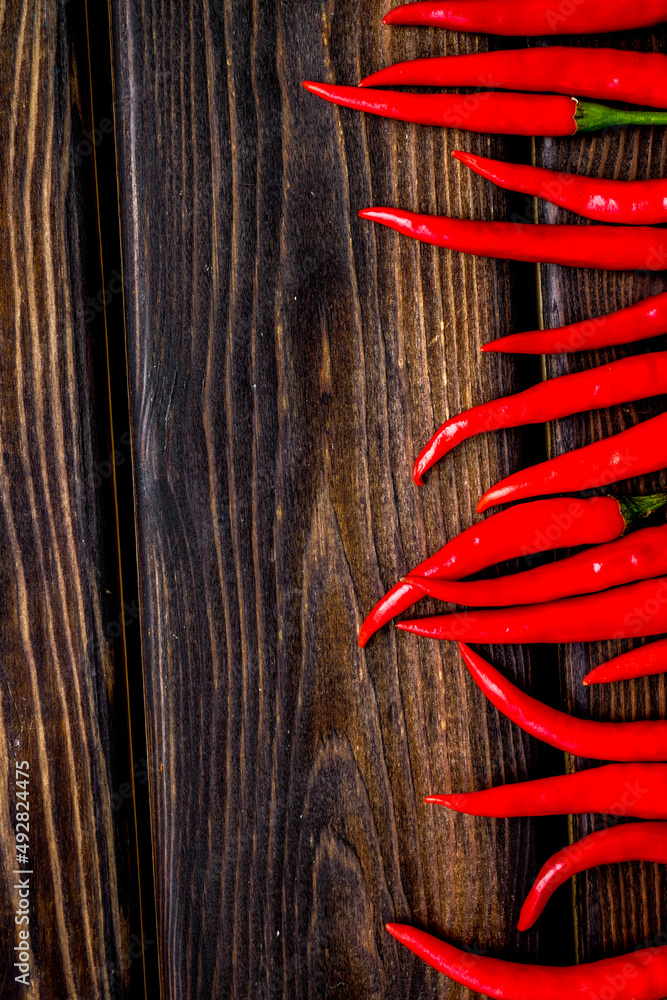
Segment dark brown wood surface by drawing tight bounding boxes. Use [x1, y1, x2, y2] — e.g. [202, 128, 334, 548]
[107, 2, 667, 999]
[0, 1, 145, 998]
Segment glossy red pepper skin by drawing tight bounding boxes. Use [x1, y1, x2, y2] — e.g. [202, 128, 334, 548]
[387, 922, 667, 1000]
[304, 83, 578, 135]
[484, 290, 667, 355]
[397, 576, 667, 644]
[361, 47, 667, 109]
[459, 642, 667, 761]
[477, 411, 667, 513]
[358, 495, 640, 647]
[360, 207, 667, 271]
[414, 352, 667, 484]
[454, 151, 667, 225]
[426, 763, 667, 819]
[387, 922, 667, 999]
[519, 822, 667, 930]
[303, 82, 667, 135]
[405, 522, 667, 609]
[382, 0, 667, 35]
[585, 638, 667, 685]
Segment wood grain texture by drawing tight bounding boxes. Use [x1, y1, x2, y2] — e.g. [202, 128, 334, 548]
[534, 29, 667, 964]
[107, 2, 603, 998]
[0, 1, 144, 997]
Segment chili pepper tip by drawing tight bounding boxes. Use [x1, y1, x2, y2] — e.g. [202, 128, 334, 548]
[303, 80, 329, 99]
[395, 620, 423, 633]
[359, 208, 393, 223]
[425, 794, 455, 808]
[582, 666, 610, 685]
[386, 923, 419, 949]
[357, 625, 373, 648]
[476, 488, 507, 513]
[382, 4, 423, 25]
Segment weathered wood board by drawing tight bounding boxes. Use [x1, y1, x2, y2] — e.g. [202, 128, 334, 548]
[108, 1, 667, 997]
[0, 0, 144, 998]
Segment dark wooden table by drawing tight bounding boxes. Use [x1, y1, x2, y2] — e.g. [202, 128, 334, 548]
[0, 0, 665, 997]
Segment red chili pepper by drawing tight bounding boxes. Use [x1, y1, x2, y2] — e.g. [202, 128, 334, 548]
[483, 290, 667, 355]
[584, 638, 667, 685]
[358, 494, 663, 647]
[414, 352, 667, 485]
[458, 642, 667, 761]
[359, 207, 667, 271]
[302, 82, 667, 135]
[396, 576, 667, 644]
[454, 150, 667, 225]
[477, 411, 667, 513]
[382, 0, 667, 35]
[519, 822, 667, 930]
[404, 522, 667, 609]
[360, 47, 667, 109]
[426, 763, 667, 819]
[386, 922, 667, 999]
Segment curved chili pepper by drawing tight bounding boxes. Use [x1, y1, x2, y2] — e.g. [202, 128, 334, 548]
[454, 151, 667, 225]
[477, 411, 667, 513]
[303, 82, 667, 135]
[585, 638, 667, 685]
[386, 922, 667, 999]
[519, 822, 667, 930]
[358, 493, 664, 647]
[484, 289, 667, 355]
[359, 207, 667, 271]
[404, 522, 667, 609]
[426, 763, 667, 819]
[360, 47, 667, 109]
[414, 352, 667, 485]
[459, 642, 667, 761]
[382, 0, 667, 35]
[396, 576, 667, 644]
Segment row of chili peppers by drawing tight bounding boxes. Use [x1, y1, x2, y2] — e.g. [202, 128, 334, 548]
[306, 3, 667, 998]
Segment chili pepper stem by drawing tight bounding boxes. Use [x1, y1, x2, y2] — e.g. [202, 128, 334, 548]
[617, 492, 667, 529]
[575, 99, 667, 131]
[359, 495, 656, 646]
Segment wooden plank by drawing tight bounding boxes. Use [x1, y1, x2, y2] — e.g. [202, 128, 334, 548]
[109, 1, 584, 996]
[0, 0, 145, 997]
[535, 27, 667, 963]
